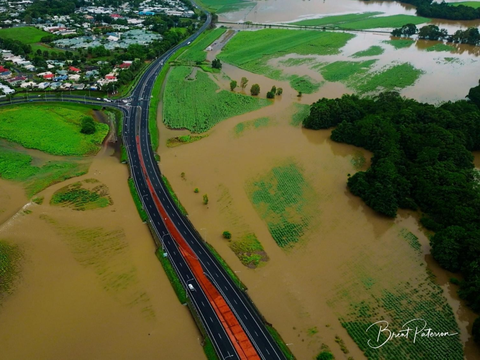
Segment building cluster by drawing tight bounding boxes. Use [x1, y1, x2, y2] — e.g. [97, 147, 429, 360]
[0, 47, 135, 95]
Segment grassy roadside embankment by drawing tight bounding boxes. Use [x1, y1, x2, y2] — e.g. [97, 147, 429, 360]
[127, 178, 148, 222]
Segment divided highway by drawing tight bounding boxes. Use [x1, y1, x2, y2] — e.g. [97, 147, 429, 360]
[0, 13, 289, 360]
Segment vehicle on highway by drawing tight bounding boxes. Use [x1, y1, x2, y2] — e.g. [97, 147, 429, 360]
[188, 284, 195, 291]
[187, 41, 191, 44]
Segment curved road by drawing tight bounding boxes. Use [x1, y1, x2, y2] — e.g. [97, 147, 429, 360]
[0, 12, 289, 360]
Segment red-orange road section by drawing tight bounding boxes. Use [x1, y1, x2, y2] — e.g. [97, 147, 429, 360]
[136, 137, 260, 360]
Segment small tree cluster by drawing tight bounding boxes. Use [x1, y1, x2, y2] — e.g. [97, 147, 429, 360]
[203, 194, 209, 205]
[212, 58, 222, 69]
[250, 83, 260, 96]
[230, 80, 237, 91]
[80, 116, 96, 134]
[222, 231, 232, 239]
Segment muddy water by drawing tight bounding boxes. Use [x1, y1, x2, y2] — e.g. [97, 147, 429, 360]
[159, 37, 480, 357]
[0, 145, 202, 359]
[210, 29, 480, 103]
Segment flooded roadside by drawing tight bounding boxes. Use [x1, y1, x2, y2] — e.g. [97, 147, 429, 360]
[0, 143, 203, 359]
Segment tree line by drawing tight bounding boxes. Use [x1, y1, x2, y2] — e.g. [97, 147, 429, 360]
[373, 0, 480, 20]
[391, 24, 480, 45]
[303, 85, 480, 345]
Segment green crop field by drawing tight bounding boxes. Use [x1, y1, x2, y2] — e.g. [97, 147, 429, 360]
[293, 12, 383, 27]
[293, 12, 429, 30]
[339, 14, 429, 30]
[0, 26, 49, 44]
[50, 179, 112, 211]
[0, 240, 22, 302]
[425, 43, 456, 52]
[233, 117, 272, 137]
[0, 147, 89, 196]
[178, 28, 226, 63]
[289, 75, 323, 94]
[163, 66, 271, 132]
[452, 1, 480, 8]
[317, 60, 377, 83]
[352, 46, 384, 57]
[338, 281, 463, 359]
[246, 161, 317, 248]
[219, 29, 354, 67]
[229, 233, 268, 268]
[383, 39, 415, 49]
[354, 63, 424, 94]
[0, 104, 108, 156]
[279, 57, 316, 67]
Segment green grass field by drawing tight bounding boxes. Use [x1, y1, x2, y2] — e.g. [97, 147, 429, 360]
[194, 0, 252, 12]
[352, 46, 384, 57]
[0, 104, 108, 156]
[293, 12, 429, 29]
[50, 179, 112, 211]
[0, 240, 22, 302]
[178, 28, 226, 63]
[452, 1, 480, 8]
[163, 66, 271, 132]
[339, 14, 429, 30]
[0, 26, 49, 44]
[383, 39, 415, 49]
[293, 12, 383, 27]
[246, 161, 317, 248]
[0, 147, 89, 196]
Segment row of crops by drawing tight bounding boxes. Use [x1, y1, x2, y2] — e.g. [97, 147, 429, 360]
[245, 162, 317, 248]
[163, 66, 270, 133]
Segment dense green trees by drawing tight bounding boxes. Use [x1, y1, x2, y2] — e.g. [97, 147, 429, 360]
[473, 318, 480, 345]
[212, 58, 222, 69]
[391, 23, 418, 37]
[230, 80, 237, 91]
[383, 0, 480, 20]
[303, 87, 480, 328]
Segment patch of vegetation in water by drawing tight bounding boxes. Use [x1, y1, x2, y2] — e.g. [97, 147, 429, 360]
[425, 43, 456, 52]
[289, 75, 323, 94]
[350, 151, 366, 170]
[383, 39, 415, 49]
[293, 12, 383, 27]
[399, 228, 422, 252]
[246, 161, 318, 248]
[352, 46, 384, 57]
[40, 215, 156, 319]
[0, 240, 23, 301]
[0, 104, 108, 156]
[0, 147, 89, 196]
[229, 233, 269, 268]
[233, 117, 272, 137]
[290, 103, 311, 127]
[354, 63, 424, 94]
[317, 60, 377, 83]
[166, 134, 208, 147]
[339, 14, 429, 30]
[50, 179, 112, 211]
[163, 66, 270, 133]
[279, 57, 316, 67]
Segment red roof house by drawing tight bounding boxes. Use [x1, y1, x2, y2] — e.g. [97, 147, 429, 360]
[116, 62, 131, 69]
[43, 73, 54, 79]
[105, 75, 117, 81]
[0, 66, 9, 73]
[69, 66, 81, 73]
[110, 14, 122, 18]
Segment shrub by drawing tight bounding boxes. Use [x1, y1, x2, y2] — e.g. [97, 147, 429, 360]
[266, 91, 275, 99]
[250, 83, 260, 96]
[316, 352, 334, 360]
[222, 231, 232, 239]
[80, 116, 96, 134]
[276, 87, 283, 95]
[203, 194, 209, 205]
[194, 187, 199, 193]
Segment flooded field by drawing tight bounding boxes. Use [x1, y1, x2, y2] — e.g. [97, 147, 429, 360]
[219, 0, 480, 31]
[158, 25, 480, 359]
[0, 145, 202, 359]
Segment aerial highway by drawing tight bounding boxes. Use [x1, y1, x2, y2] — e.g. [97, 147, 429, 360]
[0, 12, 289, 360]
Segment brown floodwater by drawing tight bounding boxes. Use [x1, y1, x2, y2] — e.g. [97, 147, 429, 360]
[158, 28, 480, 359]
[0, 145, 203, 359]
